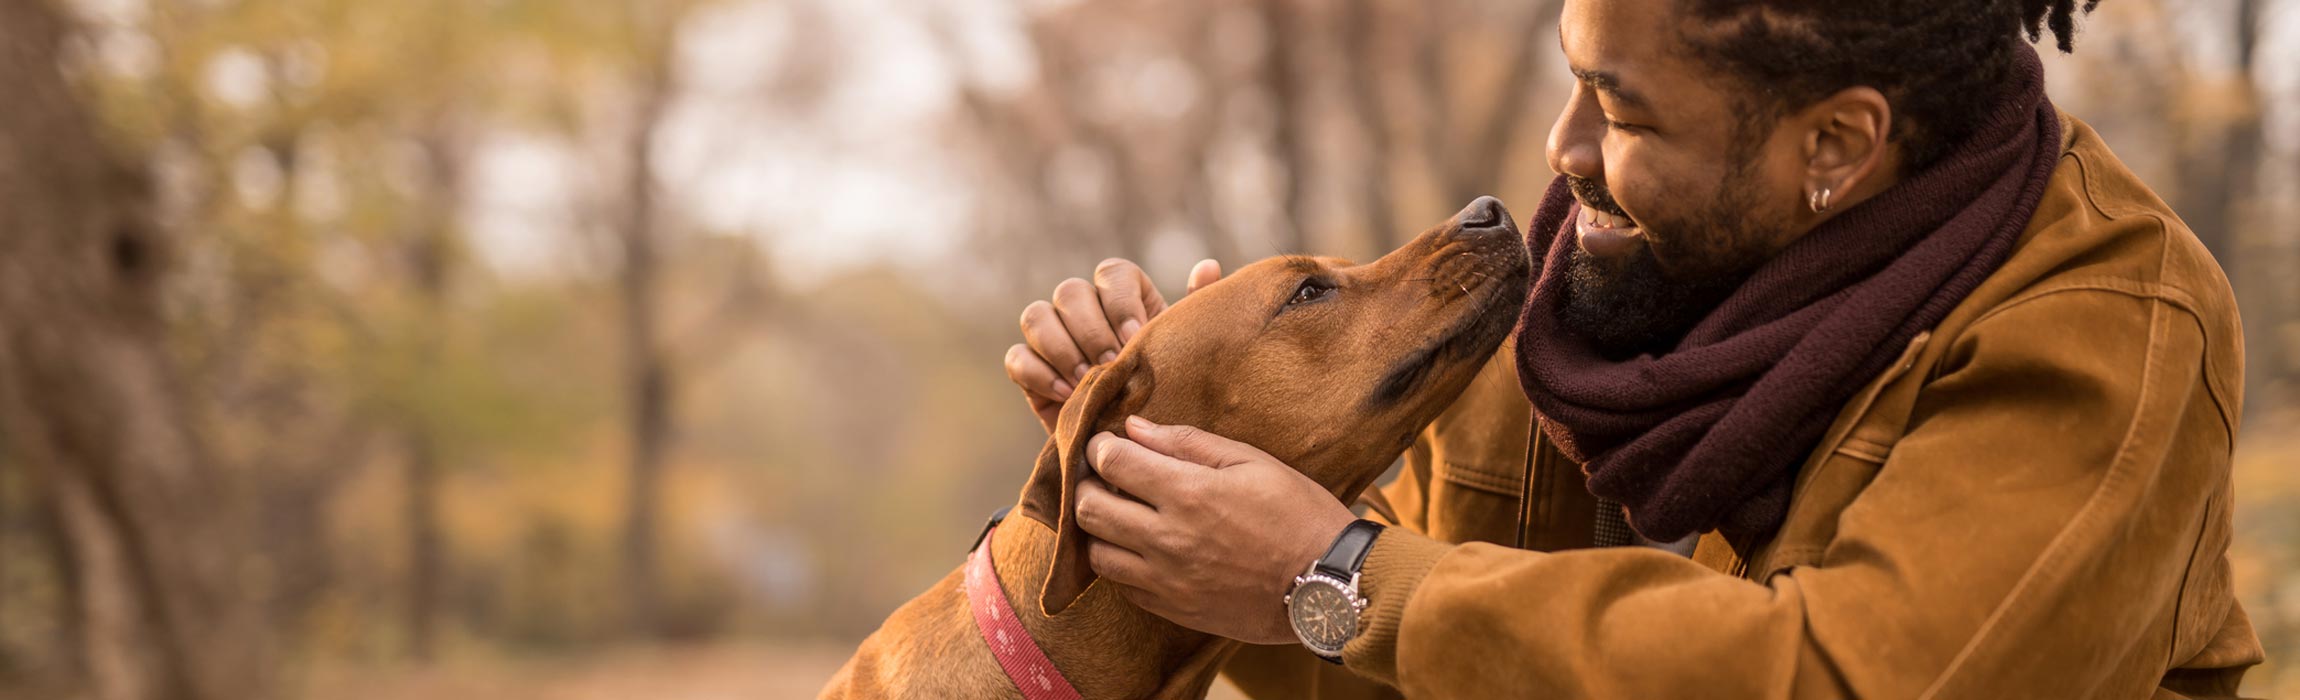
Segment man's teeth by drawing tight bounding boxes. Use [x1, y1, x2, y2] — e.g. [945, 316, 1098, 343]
[1583, 207, 1633, 229]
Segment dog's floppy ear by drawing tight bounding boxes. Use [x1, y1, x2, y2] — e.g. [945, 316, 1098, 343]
[1016, 351, 1151, 616]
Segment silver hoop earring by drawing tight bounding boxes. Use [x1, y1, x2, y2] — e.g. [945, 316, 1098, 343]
[1808, 187, 1834, 214]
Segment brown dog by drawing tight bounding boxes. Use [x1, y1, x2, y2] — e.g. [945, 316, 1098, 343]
[821, 197, 1531, 699]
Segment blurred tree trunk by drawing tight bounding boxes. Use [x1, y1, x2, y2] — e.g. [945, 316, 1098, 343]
[1256, 0, 1312, 254]
[0, 452, 8, 659]
[401, 122, 465, 661]
[2171, 0, 2260, 264]
[2169, 0, 2268, 401]
[1407, 2, 1553, 246]
[618, 47, 676, 640]
[403, 432, 442, 659]
[1341, 0, 1401, 251]
[1448, 3, 1554, 209]
[0, 1, 267, 699]
[42, 496, 88, 679]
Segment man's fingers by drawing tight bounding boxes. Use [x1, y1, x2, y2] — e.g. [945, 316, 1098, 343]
[1086, 432, 1201, 505]
[1124, 416, 1268, 469]
[1020, 300, 1091, 385]
[1086, 540, 1155, 588]
[1184, 259, 1222, 295]
[1052, 277, 1123, 367]
[1004, 343, 1072, 402]
[1093, 258, 1163, 346]
[1072, 478, 1162, 550]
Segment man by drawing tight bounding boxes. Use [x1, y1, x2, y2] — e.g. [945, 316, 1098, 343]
[1003, 0, 2261, 696]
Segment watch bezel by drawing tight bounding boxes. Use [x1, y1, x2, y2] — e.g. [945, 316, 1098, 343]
[1285, 569, 1366, 657]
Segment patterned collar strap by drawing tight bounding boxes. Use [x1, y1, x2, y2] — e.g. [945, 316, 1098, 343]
[966, 523, 1085, 700]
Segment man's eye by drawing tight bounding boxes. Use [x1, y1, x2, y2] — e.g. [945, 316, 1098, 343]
[1287, 279, 1333, 306]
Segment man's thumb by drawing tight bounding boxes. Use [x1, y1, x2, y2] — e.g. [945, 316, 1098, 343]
[1185, 259, 1222, 295]
[1125, 415, 1260, 468]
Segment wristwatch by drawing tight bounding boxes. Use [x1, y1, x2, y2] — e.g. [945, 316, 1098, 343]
[1285, 519, 1384, 664]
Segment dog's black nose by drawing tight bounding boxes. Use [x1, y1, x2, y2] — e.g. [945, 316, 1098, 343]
[1456, 195, 1511, 231]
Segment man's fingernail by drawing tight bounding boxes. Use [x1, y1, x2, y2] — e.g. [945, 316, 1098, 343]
[1126, 415, 1154, 433]
[1053, 380, 1073, 399]
[1119, 320, 1142, 344]
[1073, 364, 1091, 381]
[1099, 350, 1118, 365]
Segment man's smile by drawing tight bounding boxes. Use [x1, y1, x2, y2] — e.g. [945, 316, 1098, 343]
[1576, 202, 1645, 258]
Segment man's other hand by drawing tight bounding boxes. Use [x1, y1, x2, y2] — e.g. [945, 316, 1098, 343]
[1006, 258, 1221, 432]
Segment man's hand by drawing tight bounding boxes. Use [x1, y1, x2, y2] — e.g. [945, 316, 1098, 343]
[1007, 259, 1222, 433]
[1076, 416, 1358, 645]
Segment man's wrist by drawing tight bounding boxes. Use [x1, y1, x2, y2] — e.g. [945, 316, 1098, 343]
[1304, 507, 1359, 569]
[1337, 528, 1452, 683]
[1286, 519, 1386, 662]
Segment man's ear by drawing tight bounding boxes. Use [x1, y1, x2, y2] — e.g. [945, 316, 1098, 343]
[1015, 352, 1152, 616]
[1800, 85, 1896, 208]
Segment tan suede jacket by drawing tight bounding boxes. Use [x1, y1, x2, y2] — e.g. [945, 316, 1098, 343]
[1222, 114, 2261, 699]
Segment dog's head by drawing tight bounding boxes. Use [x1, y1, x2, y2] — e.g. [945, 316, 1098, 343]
[1021, 197, 1531, 616]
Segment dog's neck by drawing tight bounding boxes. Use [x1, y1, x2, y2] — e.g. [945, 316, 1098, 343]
[987, 515, 1240, 700]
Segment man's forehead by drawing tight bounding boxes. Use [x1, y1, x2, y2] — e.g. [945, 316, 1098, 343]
[1559, 0, 1685, 105]
[1564, 0, 1674, 58]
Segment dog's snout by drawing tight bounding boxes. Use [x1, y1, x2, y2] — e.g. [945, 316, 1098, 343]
[1454, 196, 1514, 235]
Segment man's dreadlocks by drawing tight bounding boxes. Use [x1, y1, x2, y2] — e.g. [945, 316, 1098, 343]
[1678, 0, 2104, 171]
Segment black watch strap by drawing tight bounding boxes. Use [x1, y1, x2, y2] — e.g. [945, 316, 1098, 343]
[1313, 519, 1385, 579]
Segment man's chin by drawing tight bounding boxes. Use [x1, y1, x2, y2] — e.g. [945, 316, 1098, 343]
[1559, 247, 1723, 360]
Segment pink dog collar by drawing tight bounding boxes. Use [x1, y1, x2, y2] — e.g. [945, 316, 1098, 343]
[967, 522, 1084, 700]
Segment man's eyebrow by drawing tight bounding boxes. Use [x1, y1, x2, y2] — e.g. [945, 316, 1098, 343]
[1571, 66, 1652, 111]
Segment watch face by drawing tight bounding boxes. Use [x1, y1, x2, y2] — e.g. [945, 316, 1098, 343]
[1287, 577, 1359, 653]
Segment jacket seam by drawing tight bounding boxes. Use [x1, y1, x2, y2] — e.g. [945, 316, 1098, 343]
[1962, 281, 2235, 448]
[1441, 460, 1524, 497]
[1919, 284, 2170, 699]
[1967, 278, 2189, 328]
[1517, 426, 1540, 549]
[1978, 153, 2239, 443]
[1966, 282, 2230, 442]
[1833, 438, 1892, 463]
[2069, 146, 2121, 221]
[2068, 141, 2235, 424]
[1765, 545, 1827, 576]
[2165, 489, 2218, 668]
[2062, 124, 2234, 433]
[2069, 144, 2155, 223]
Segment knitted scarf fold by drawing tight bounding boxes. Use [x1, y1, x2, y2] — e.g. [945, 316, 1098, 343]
[1514, 48, 2062, 549]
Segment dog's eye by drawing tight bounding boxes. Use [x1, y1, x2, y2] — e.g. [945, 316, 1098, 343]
[1287, 279, 1333, 306]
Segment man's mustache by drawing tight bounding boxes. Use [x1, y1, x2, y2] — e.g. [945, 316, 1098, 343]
[1567, 176, 1632, 219]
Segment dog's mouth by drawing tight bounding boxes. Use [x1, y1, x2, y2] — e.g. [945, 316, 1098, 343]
[1364, 249, 1530, 410]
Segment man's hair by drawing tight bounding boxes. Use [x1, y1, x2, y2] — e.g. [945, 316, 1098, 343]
[1679, 0, 2102, 171]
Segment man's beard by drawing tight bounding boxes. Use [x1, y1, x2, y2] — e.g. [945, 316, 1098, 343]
[1559, 174, 1777, 360]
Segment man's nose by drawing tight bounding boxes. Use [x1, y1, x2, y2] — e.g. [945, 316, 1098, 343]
[1546, 87, 1605, 181]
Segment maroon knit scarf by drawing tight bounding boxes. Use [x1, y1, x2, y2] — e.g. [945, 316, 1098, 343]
[1514, 49, 2062, 550]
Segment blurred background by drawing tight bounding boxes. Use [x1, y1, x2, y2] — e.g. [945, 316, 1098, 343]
[0, 0, 2295, 698]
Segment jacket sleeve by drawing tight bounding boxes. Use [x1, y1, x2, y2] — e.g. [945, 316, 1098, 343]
[1340, 288, 2238, 698]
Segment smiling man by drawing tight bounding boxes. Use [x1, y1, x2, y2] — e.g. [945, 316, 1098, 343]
[1003, 0, 2259, 697]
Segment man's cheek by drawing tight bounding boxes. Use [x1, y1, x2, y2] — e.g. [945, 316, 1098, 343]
[1603, 165, 1661, 224]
